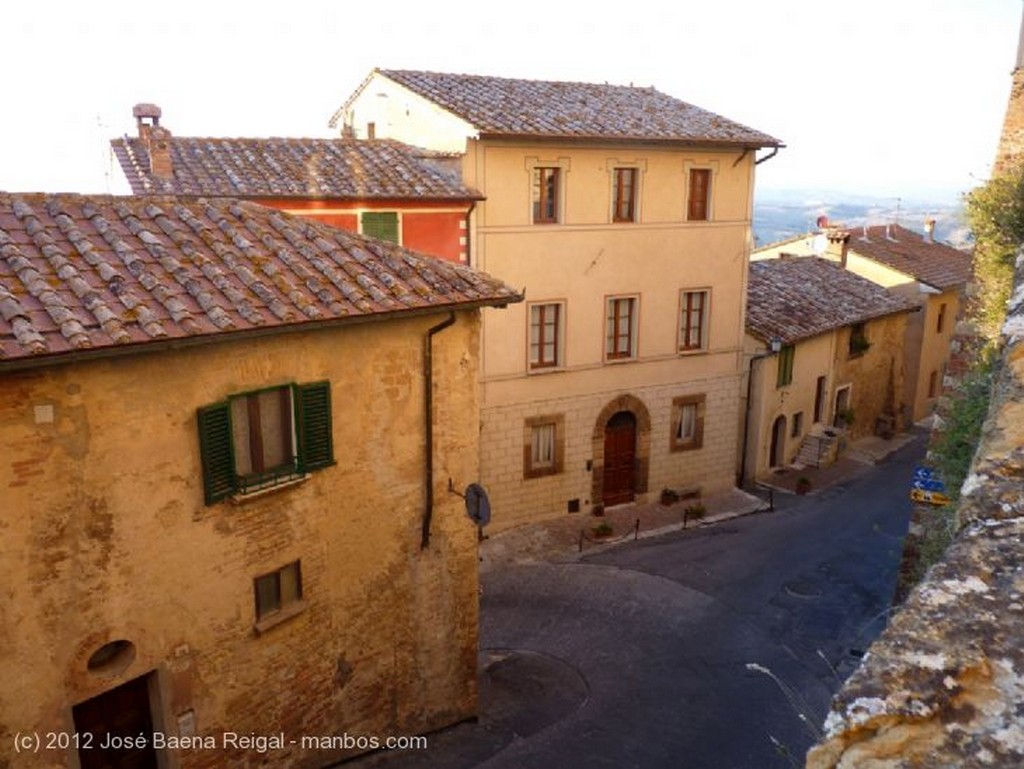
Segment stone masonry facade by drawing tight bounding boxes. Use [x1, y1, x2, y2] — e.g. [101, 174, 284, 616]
[480, 374, 741, 532]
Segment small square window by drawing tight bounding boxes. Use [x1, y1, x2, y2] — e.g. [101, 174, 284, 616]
[606, 296, 638, 361]
[670, 395, 706, 452]
[679, 290, 709, 351]
[612, 168, 637, 223]
[529, 302, 564, 370]
[532, 167, 560, 223]
[523, 415, 565, 479]
[777, 345, 795, 388]
[360, 211, 400, 243]
[255, 561, 302, 621]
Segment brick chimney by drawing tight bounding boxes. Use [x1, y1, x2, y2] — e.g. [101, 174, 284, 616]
[825, 229, 850, 268]
[132, 103, 173, 182]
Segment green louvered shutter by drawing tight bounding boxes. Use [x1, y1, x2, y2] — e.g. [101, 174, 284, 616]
[296, 381, 334, 472]
[360, 212, 399, 244]
[197, 402, 235, 504]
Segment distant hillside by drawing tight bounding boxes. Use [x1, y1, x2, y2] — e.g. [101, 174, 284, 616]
[754, 189, 969, 250]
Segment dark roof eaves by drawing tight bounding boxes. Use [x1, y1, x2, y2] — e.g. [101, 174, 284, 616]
[475, 131, 783, 148]
[0, 294, 522, 375]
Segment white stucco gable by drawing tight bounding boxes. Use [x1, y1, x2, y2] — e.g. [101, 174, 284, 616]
[331, 70, 477, 153]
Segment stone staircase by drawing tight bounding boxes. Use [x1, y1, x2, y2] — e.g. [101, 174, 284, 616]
[794, 430, 841, 468]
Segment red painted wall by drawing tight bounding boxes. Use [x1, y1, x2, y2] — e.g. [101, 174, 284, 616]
[256, 199, 469, 264]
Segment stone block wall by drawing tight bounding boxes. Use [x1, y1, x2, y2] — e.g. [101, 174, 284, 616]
[480, 373, 741, 532]
[807, 252, 1024, 767]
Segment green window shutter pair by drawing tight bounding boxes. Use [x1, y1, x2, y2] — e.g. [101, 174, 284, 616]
[360, 212, 400, 244]
[197, 381, 334, 505]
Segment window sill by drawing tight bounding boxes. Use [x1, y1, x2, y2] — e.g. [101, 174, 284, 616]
[677, 347, 708, 356]
[230, 474, 310, 504]
[528, 365, 565, 375]
[253, 600, 308, 636]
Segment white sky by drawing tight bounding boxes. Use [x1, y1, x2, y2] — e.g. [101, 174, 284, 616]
[2, 0, 1020, 202]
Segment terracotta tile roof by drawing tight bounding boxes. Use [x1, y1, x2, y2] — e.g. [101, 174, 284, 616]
[841, 224, 972, 290]
[0, 193, 520, 368]
[747, 257, 917, 345]
[110, 135, 480, 200]
[355, 69, 781, 147]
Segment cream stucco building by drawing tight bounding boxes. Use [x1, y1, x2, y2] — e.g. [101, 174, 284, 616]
[754, 224, 971, 424]
[742, 257, 916, 482]
[0, 193, 519, 769]
[335, 69, 782, 530]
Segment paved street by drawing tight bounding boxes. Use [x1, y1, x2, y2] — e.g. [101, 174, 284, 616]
[344, 432, 925, 769]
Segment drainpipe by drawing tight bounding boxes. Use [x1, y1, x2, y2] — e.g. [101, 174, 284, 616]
[422, 311, 457, 550]
[739, 340, 781, 486]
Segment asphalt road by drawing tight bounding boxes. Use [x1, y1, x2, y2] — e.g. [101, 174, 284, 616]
[345, 432, 925, 769]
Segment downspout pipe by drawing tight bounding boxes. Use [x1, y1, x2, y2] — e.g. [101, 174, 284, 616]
[422, 311, 457, 550]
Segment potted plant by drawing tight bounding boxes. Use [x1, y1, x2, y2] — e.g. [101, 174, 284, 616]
[836, 407, 856, 428]
[795, 476, 812, 495]
[592, 521, 614, 539]
[660, 487, 680, 506]
[682, 502, 706, 528]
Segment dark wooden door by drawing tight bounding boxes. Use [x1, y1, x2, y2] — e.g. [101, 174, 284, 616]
[770, 415, 787, 468]
[603, 411, 637, 506]
[73, 675, 158, 769]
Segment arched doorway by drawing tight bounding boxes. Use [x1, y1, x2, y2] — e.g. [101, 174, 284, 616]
[769, 415, 787, 469]
[603, 411, 637, 506]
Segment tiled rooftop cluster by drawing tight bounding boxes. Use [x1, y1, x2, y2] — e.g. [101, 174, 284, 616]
[342, 69, 782, 146]
[0, 193, 519, 366]
[837, 224, 972, 289]
[110, 135, 479, 199]
[746, 256, 917, 345]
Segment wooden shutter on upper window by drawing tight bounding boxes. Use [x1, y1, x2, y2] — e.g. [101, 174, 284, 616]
[296, 381, 334, 471]
[197, 402, 235, 504]
[361, 212, 399, 244]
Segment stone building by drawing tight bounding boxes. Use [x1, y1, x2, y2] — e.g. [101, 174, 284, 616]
[111, 104, 479, 263]
[0, 192, 519, 769]
[741, 257, 916, 483]
[334, 69, 782, 531]
[754, 223, 971, 424]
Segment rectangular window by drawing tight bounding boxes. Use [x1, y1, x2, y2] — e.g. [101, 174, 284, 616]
[532, 167, 560, 223]
[670, 394, 706, 452]
[360, 211, 400, 243]
[613, 168, 637, 222]
[688, 168, 711, 221]
[776, 345, 795, 388]
[792, 411, 804, 438]
[523, 415, 565, 478]
[529, 302, 563, 370]
[813, 375, 827, 423]
[679, 290, 709, 351]
[255, 561, 303, 621]
[848, 323, 870, 357]
[197, 381, 334, 504]
[928, 370, 939, 398]
[936, 302, 947, 334]
[605, 296, 637, 360]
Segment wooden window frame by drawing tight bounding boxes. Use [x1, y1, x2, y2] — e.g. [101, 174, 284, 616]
[687, 168, 712, 221]
[670, 394, 706, 452]
[791, 411, 804, 438]
[612, 167, 638, 223]
[197, 381, 335, 505]
[529, 301, 564, 370]
[936, 302, 947, 334]
[532, 167, 560, 224]
[605, 295, 638, 361]
[777, 345, 795, 388]
[254, 560, 305, 632]
[523, 414, 565, 479]
[813, 375, 827, 423]
[679, 289, 710, 352]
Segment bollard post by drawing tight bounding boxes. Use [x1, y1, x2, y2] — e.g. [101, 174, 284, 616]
[634, 518, 640, 540]
[578, 529, 584, 553]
